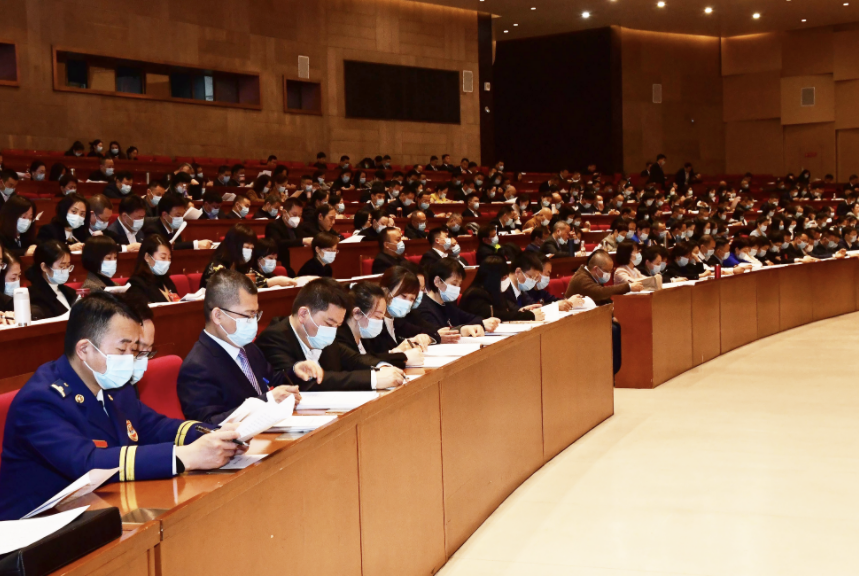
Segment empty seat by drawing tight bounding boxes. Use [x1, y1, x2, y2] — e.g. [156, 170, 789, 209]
[136, 356, 186, 420]
[547, 278, 566, 299]
[187, 273, 203, 293]
[361, 258, 373, 276]
[406, 254, 421, 264]
[170, 274, 191, 297]
[460, 251, 476, 266]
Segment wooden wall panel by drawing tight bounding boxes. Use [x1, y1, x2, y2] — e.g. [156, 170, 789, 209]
[722, 71, 781, 122]
[783, 121, 837, 176]
[0, 0, 480, 165]
[837, 129, 859, 183]
[725, 119, 784, 175]
[781, 74, 835, 125]
[781, 28, 835, 77]
[721, 33, 782, 76]
[833, 29, 859, 80]
[835, 79, 859, 129]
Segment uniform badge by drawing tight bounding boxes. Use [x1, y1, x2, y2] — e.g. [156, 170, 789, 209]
[92, 439, 108, 448]
[75, 394, 85, 404]
[108, 394, 114, 401]
[50, 384, 66, 398]
[126, 420, 139, 442]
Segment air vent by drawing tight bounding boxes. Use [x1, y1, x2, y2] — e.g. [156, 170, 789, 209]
[801, 87, 815, 107]
[463, 70, 474, 93]
[652, 84, 662, 104]
[298, 56, 310, 79]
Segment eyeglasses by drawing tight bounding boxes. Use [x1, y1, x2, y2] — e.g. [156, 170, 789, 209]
[221, 308, 264, 322]
[135, 349, 158, 360]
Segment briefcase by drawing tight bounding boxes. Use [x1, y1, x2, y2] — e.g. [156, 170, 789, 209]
[0, 508, 122, 576]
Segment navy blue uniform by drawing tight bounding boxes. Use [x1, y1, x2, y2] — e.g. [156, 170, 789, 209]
[0, 355, 206, 520]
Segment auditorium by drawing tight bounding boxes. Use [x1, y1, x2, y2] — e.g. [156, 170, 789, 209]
[1, 0, 859, 574]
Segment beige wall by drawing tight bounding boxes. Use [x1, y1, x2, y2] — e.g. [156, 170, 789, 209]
[620, 27, 725, 177]
[0, 0, 480, 165]
[722, 25, 859, 179]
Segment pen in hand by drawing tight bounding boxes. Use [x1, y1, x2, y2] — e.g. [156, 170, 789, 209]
[194, 424, 249, 447]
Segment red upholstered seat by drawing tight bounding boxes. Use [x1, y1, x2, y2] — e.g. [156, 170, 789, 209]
[67, 282, 82, 290]
[0, 390, 18, 466]
[170, 274, 190, 297]
[585, 243, 597, 251]
[137, 356, 186, 420]
[547, 278, 566, 298]
[135, 155, 155, 162]
[114, 277, 129, 286]
[406, 254, 421, 264]
[460, 251, 476, 266]
[361, 258, 373, 275]
[187, 273, 203, 293]
[153, 155, 173, 163]
[274, 266, 287, 276]
[175, 156, 195, 164]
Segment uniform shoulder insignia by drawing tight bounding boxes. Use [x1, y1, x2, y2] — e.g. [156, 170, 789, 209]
[50, 384, 67, 398]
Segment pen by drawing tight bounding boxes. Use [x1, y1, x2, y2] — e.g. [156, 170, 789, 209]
[194, 424, 249, 447]
[262, 377, 271, 390]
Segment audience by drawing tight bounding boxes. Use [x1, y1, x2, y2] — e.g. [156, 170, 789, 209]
[80, 235, 119, 291]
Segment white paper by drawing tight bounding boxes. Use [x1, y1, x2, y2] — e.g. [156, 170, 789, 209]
[183, 206, 203, 220]
[221, 397, 267, 425]
[458, 335, 511, 345]
[292, 276, 316, 287]
[234, 395, 295, 442]
[24, 469, 118, 519]
[296, 391, 379, 411]
[103, 284, 130, 294]
[0, 506, 90, 555]
[339, 234, 364, 244]
[220, 454, 267, 470]
[221, 192, 237, 202]
[423, 343, 481, 357]
[268, 415, 337, 433]
[169, 221, 187, 244]
[414, 356, 460, 368]
[180, 288, 206, 302]
[541, 302, 561, 322]
[492, 323, 535, 334]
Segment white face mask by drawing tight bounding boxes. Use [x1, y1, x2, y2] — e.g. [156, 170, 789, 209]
[170, 216, 183, 230]
[358, 311, 384, 339]
[150, 259, 171, 276]
[320, 250, 337, 264]
[84, 340, 134, 390]
[287, 215, 301, 228]
[101, 259, 117, 278]
[92, 217, 108, 231]
[120, 183, 132, 195]
[48, 267, 70, 285]
[220, 311, 259, 348]
[4, 280, 19, 297]
[438, 280, 461, 302]
[130, 356, 148, 384]
[242, 248, 253, 263]
[130, 218, 144, 232]
[16, 218, 31, 234]
[66, 213, 85, 229]
[260, 258, 277, 274]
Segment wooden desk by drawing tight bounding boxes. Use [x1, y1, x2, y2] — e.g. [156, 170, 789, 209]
[53, 520, 160, 576]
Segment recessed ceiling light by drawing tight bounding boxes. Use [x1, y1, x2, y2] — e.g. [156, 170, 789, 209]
[657, 1, 665, 7]
[802, 18, 807, 21]
[514, 23, 519, 26]
[531, 6, 536, 9]
[582, 11, 591, 17]
[704, 6, 713, 13]
[753, 12, 761, 18]
[503, 29, 509, 33]
[844, 3, 849, 6]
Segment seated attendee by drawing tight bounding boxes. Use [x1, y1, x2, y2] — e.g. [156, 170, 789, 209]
[372, 227, 406, 274]
[476, 224, 500, 264]
[565, 249, 642, 304]
[86, 156, 114, 183]
[201, 224, 259, 288]
[143, 193, 212, 251]
[812, 228, 849, 259]
[526, 227, 545, 253]
[24, 240, 77, 318]
[1, 248, 42, 322]
[266, 198, 313, 264]
[223, 195, 252, 220]
[707, 237, 743, 272]
[783, 232, 818, 263]
[613, 241, 645, 284]
[178, 270, 319, 424]
[226, 164, 245, 187]
[415, 190, 435, 218]
[297, 203, 342, 240]
[420, 227, 463, 268]
[302, 189, 330, 222]
[541, 221, 571, 257]
[257, 278, 405, 391]
[0, 194, 37, 256]
[460, 255, 541, 321]
[142, 181, 167, 218]
[523, 256, 579, 309]
[415, 257, 499, 336]
[335, 281, 423, 370]
[491, 205, 519, 233]
[368, 265, 438, 353]
[730, 238, 758, 267]
[356, 209, 391, 243]
[638, 246, 665, 277]
[446, 213, 464, 236]
[102, 170, 134, 199]
[404, 210, 428, 240]
[108, 194, 146, 251]
[599, 219, 626, 252]
[57, 174, 77, 197]
[462, 193, 481, 218]
[36, 193, 90, 250]
[244, 174, 270, 202]
[249, 238, 297, 285]
[0, 169, 19, 210]
[126, 235, 178, 304]
[199, 189, 223, 220]
[64, 140, 85, 158]
[0, 292, 241, 520]
[663, 243, 704, 281]
[297, 232, 339, 277]
[87, 194, 115, 240]
[81, 235, 119, 291]
[254, 193, 282, 220]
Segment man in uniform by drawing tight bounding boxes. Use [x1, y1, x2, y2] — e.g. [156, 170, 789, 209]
[0, 292, 243, 520]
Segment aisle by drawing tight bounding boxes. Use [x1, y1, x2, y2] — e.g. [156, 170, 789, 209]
[438, 311, 859, 576]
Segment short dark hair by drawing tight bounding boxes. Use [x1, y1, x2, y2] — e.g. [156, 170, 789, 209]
[312, 231, 339, 251]
[82, 235, 119, 276]
[512, 251, 542, 274]
[379, 266, 420, 298]
[292, 277, 349, 315]
[204, 269, 258, 319]
[119, 194, 146, 215]
[615, 241, 637, 266]
[156, 193, 185, 217]
[426, 258, 465, 294]
[64, 292, 142, 358]
[202, 189, 223, 204]
[33, 240, 71, 273]
[115, 170, 133, 183]
[348, 281, 386, 318]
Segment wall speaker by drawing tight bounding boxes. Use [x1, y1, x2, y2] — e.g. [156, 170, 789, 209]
[463, 70, 474, 93]
[652, 84, 662, 104]
[298, 56, 310, 79]
[801, 87, 815, 107]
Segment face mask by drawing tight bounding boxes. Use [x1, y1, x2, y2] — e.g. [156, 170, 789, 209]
[475, 180, 483, 187]
[168, 216, 183, 230]
[130, 356, 148, 385]
[797, 241, 807, 250]
[402, 198, 413, 207]
[150, 194, 162, 205]
[130, 218, 144, 232]
[470, 203, 479, 212]
[705, 249, 714, 258]
[101, 259, 117, 278]
[678, 257, 689, 267]
[534, 274, 550, 291]
[342, 163, 350, 169]
[342, 176, 351, 183]
[439, 192, 447, 199]
[488, 191, 495, 198]
[66, 213, 85, 229]
[90, 215, 109, 232]
[453, 180, 461, 186]
[391, 189, 401, 198]
[416, 222, 426, 232]
[616, 202, 623, 208]
[260, 258, 277, 274]
[387, 296, 413, 318]
[32, 172, 45, 182]
[828, 240, 838, 249]
[85, 341, 134, 390]
[74, 151, 82, 157]
[450, 243, 461, 255]
[105, 168, 114, 177]
[771, 246, 780, 253]
[417, 201, 430, 211]
[4, 280, 19, 297]
[439, 281, 461, 302]
[63, 187, 76, 195]
[358, 312, 384, 339]
[96, 145, 104, 153]
[206, 208, 220, 218]
[632, 253, 642, 266]
[220, 175, 231, 184]
[640, 233, 649, 241]
[542, 200, 551, 207]
[375, 198, 385, 207]
[48, 266, 70, 285]
[320, 250, 337, 264]
[336, 202, 345, 213]
[490, 235, 499, 246]
[582, 203, 591, 209]
[395, 240, 405, 255]
[240, 248, 253, 263]
[659, 262, 667, 272]
[648, 264, 660, 276]
[517, 273, 537, 292]
[222, 313, 259, 348]
[591, 267, 610, 285]
[150, 259, 171, 276]
[304, 312, 337, 349]
[558, 236, 568, 245]
[238, 207, 249, 217]
[265, 207, 279, 217]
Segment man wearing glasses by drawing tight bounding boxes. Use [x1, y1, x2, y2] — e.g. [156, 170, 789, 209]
[177, 269, 324, 425]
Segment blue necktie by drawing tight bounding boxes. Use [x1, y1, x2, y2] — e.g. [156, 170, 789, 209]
[237, 349, 262, 395]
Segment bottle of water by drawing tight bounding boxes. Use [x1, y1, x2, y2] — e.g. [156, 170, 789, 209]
[13, 287, 31, 326]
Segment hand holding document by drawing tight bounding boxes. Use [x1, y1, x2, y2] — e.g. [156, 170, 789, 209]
[0, 506, 90, 555]
[222, 396, 297, 442]
[23, 469, 118, 519]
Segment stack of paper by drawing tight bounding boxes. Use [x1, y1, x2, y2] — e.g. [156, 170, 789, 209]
[459, 335, 511, 345]
[296, 391, 379, 411]
[223, 396, 296, 441]
[269, 415, 338, 433]
[24, 469, 118, 519]
[220, 454, 268, 470]
[413, 356, 460, 368]
[493, 323, 535, 334]
[423, 343, 481, 357]
[180, 288, 206, 302]
[0, 507, 91, 554]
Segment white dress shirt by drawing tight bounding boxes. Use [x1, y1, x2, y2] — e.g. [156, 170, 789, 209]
[290, 320, 384, 389]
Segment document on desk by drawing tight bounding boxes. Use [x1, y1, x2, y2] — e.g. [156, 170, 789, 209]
[269, 415, 338, 433]
[296, 391, 379, 411]
[220, 454, 268, 470]
[459, 335, 511, 345]
[423, 343, 481, 357]
[415, 356, 460, 368]
[23, 469, 118, 519]
[0, 506, 90, 555]
[339, 234, 364, 244]
[233, 396, 296, 442]
[492, 323, 535, 334]
[221, 397, 267, 425]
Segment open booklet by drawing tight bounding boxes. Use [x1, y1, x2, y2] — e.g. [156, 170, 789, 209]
[222, 396, 296, 442]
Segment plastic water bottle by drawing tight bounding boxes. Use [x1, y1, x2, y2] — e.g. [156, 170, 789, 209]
[13, 287, 31, 326]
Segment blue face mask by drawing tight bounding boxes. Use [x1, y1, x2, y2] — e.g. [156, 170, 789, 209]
[517, 272, 537, 292]
[412, 291, 424, 309]
[304, 312, 337, 349]
[678, 257, 689, 267]
[438, 281, 461, 302]
[387, 296, 412, 318]
[260, 258, 277, 274]
[84, 341, 135, 390]
[358, 311, 384, 339]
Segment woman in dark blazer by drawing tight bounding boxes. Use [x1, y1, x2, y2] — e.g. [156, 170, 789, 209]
[24, 240, 78, 319]
[662, 243, 702, 282]
[36, 193, 90, 250]
[459, 255, 537, 321]
[126, 234, 178, 304]
[0, 195, 38, 257]
[200, 224, 259, 289]
[80, 235, 119, 292]
[248, 238, 297, 287]
[297, 232, 338, 277]
[414, 257, 493, 336]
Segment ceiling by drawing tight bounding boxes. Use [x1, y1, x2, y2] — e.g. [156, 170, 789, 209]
[413, 0, 859, 39]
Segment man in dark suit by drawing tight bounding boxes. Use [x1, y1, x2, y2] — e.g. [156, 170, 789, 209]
[403, 210, 427, 240]
[420, 227, 467, 268]
[102, 171, 135, 199]
[476, 224, 500, 264]
[0, 169, 19, 210]
[108, 195, 147, 249]
[223, 195, 251, 220]
[648, 154, 667, 187]
[177, 270, 321, 425]
[143, 181, 167, 218]
[143, 193, 213, 251]
[266, 199, 312, 264]
[674, 163, 696, 189]
[541, 221, 572, 257]
[198, 189, 223, 220]
[372, 228, 406, 274]
[256, 278, 404, 391]
[462, 193, 481, 219]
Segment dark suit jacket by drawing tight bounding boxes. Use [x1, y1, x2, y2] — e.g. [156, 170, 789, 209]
[143, 219, 194, 250]
[403, 224, 427, 240]
[297, 258, 332, 277]
[101, 181, 127, 199]
[87, 170, 110, 183]
[476, 242, 497, 264]
[335, 324, 407, 369]
[460, 286, 534, 322]
[36, 221, 89, 246]
[648, 163, 666, 186]
[256, 317, 377, 391]
[413, 295, 483, 332]
[253, 208, 277, 220]
[372, 252, 405, 275]
[265, 218, 304, 265]
[25, 270, 77, 319]
[177, 331, 287, 425]
[107, 219, 144, 245]
[223, 210, 245, 220]
[125, 273, 178, 304]
[462, 208, 481, 219]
